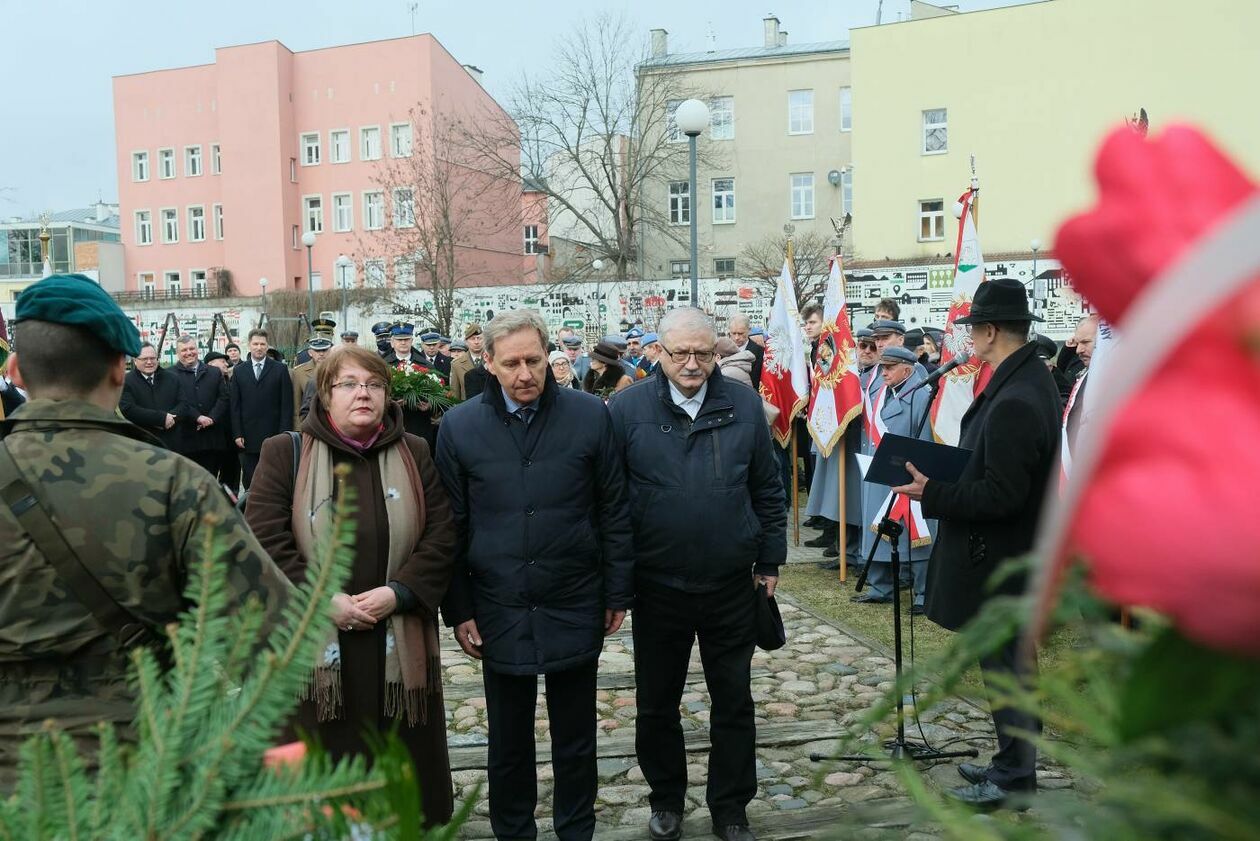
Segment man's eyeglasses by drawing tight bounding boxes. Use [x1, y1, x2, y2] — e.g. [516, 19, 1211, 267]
[857, 341, 876, 351]
[331, 381, 387, 395]
[661, 346, 716, 364]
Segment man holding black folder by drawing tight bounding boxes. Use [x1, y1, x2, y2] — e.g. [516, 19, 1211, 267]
[892, 278, 1060, 810]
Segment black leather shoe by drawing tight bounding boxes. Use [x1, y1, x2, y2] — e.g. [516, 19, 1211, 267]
[957, 762, 990, 785]
[803, 532, 835, 548]
[649, 810, 683, 841]
[850, 593, 891, 604]
[803, 515, 824, 529]
[713, 825, 756, 841]
[944, 780, 1031, 811]
[821, 544, 840, 558]
[911, 604, 926, 616]
[816, 560, 840, 570]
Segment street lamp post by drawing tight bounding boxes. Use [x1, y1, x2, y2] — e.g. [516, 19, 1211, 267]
[302, 230, 317, 323]
[258, 277, 269, 329]
[675, 99, 710, 307]
[1030, 238, 1044, 320]
[591, 258, 605, 334]
[336, 254, 352, 329]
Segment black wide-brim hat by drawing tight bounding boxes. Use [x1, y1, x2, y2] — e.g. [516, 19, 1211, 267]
[953, 277, 1044, 324]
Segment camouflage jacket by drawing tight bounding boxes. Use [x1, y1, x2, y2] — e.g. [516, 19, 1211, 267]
[0, 399, 292, 776]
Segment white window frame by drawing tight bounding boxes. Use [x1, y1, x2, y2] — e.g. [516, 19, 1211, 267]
[138, 272, 155, 298]
[212, 203, 223, 240]
[291, 225, 300, 250]
[524, 225, 540, 255]
[712, 177, 735, 224]
[668, 181, 690, 226]
[332, 192, 353, 232]
[922, 108, 948, 155]
[210, 143, 221, 174]
[157, 147, 176, 179]
[918, 199, 945, 241]
[788, 90, 814, 135]
[188, 205, 206, 242]
[839, 87, 852, 132]
[392, 188, 415, 228]
[163, 270, 182, 295]
[390, 122, 412, 158]
[190, 269, 208, 297]
[135, 210, 153, 246]
[363, 191, 385, 230]
[714, 257, 736, 276]
[360, 125, 382, 161]
[669, 260, 690, 277]
[301, 132, 321, 166]
[289, 158, 297, 182]
[842, 169, 853, 215]
[185, 145, 202, 177]
[132, 150, 149, 182]
[302, 194, 324, 234]
[160, 207, 179, 243]
[330, 129, 351, 163]
[709, 96, 734, 141]
[790, 173, 815, 220]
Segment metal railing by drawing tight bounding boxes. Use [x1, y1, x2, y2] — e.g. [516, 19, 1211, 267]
[111, 287, 224, 304]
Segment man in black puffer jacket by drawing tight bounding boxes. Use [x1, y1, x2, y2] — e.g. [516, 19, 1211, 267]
[608, 307, 785, 841]
[436, 309, 633, 841]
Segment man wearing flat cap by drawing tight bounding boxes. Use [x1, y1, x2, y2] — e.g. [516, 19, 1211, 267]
[891, 277, 1059, 810]
[0, 274, 291, 791]
[449, 323, 487, 402]
[340, 331, 359, 345]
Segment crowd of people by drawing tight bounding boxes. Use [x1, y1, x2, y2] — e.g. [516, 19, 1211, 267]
[0, 271, 1098, 834]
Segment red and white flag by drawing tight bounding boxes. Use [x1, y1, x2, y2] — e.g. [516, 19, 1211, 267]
[807, 256, 864, 457]
[759, 260, 810, 447]
[871, 490, 933, 548]
[930, 188, 993, 445]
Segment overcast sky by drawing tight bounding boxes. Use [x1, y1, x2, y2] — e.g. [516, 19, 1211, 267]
[0, 0, 1028, 217]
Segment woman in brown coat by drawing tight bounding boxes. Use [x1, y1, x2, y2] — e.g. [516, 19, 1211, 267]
[246, 344, 457, 824]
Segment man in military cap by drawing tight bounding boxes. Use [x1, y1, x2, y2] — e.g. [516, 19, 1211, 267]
[624, 326, 646, 370]
[382, 322, 424, 366]
[295, 316, 337, 365]
[340, 331, 359, 345]
[639, 333, 661, 376]
[437, 336, 453, 357]
[416, 331, 451, 376]
[371, 321, 394, 355]
[562, 334, 591, 382]
[449, 323, 486, 402]
[290, 335, 333, 426]
[0, 274, 291, 791]
[870, 319, 907, 352]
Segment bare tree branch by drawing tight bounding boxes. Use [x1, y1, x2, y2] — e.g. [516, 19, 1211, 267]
[739, 230, 838, 310]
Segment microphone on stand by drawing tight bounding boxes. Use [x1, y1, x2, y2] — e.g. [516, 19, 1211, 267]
[897, 352, 971, 401]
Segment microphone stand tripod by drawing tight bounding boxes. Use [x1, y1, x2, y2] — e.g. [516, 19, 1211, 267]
[821, 377, 978, 765]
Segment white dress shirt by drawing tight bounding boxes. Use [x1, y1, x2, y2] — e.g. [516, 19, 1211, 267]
[667, 378, 708, 420]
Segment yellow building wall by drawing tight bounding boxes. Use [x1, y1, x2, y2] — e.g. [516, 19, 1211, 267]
[850, 0, 1260, 261]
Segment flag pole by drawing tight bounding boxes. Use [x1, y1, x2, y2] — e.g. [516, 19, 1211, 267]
[969, 154, 980, 227]
[786, 232, 800, 547]
[837, 448, 846, 583]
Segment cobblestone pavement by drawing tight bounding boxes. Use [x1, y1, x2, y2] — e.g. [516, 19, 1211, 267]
[444, 542, 1074, 839]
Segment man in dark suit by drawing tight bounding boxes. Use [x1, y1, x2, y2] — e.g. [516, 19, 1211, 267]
[170, 335, 230, 475]
[726, 314, 763, 391]
[119, 341, 181, 449]
[893, 278, 1060, 810]
[230, 328, 292, 488]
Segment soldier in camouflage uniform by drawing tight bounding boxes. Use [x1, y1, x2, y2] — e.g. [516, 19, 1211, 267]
[0, 274, 292, 792]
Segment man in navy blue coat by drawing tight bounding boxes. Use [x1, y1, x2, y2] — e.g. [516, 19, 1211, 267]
[608, 308, 785, 841]
[436, 309, 633, 841]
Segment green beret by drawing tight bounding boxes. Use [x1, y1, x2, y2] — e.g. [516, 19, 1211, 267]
[15, 274, 140, 357]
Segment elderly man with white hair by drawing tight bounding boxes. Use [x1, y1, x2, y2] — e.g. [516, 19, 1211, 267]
[609, 308, 785, 841]
[726, 313, 764, 387]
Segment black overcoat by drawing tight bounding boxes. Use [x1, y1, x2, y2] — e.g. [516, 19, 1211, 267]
[170, 362, 229, 455]
[436, 371, 634, 676]
[229, 357, 293, 453]
[119, 367, 182, 449]
[921, 342, 1061, 631]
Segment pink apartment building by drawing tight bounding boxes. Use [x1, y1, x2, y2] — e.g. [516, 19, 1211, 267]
[114, 34, 524, 299]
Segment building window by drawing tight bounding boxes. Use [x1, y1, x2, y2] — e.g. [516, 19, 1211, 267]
[788, 90, 814, 135]
[303, 195, 323, 233]
[188, 205, 206, 241]
[363, 191, 384, 229]
[161, 208, 178, 243]
[670, 260, 690, 277]
[289, 158, 297, 182]
[392, 188, 415, 228]
[839, 87, 852, 132]
[714, 257, 736, 276]
[842, 170, 853, 215]
[191, 269, 208, 297]
[330, 129, 350, 163]
[158, 148, 175, 179]
[923, 108, 947, 154]
[790, 173, 815, 219]
[291, 225, 299, 250]
[211, 143, 221, 174]
[301, 132, 321, 165]
[712, 178, 735, 224]
[185, 145, 202, 177]
[524, 225, 541, 254]
[364, 259, 386, 288]
[138, 272, 155, 298]
[360, 126, 381, 160]
[132, 151, 149, 182]
[390, 123, 412, 157]
[135, 210, 152, 245]
[668, 181, 690, 225]
[164, 270, 181, 295]
[212, 204, 223, 239]
[332, 192, 353, 232]
[919, 199, 945, 240]
[710, 96, 734, 140]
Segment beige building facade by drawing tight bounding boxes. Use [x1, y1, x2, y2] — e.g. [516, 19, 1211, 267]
[850, 0, 1260, 262]
[636, 17, 853, 281]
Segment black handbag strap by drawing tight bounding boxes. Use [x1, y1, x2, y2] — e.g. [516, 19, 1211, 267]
[0, 440, 156, 650]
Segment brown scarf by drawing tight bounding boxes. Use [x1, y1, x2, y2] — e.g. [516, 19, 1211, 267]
[291, 433, 440, 725]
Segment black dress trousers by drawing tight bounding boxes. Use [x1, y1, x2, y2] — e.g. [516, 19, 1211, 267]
[979, 636, 1040, 790]
[482, 660, 598, 841]
[633, 574, 757, 828]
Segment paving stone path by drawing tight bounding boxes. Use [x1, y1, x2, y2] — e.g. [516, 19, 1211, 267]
[444, 542, 1074, 839]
